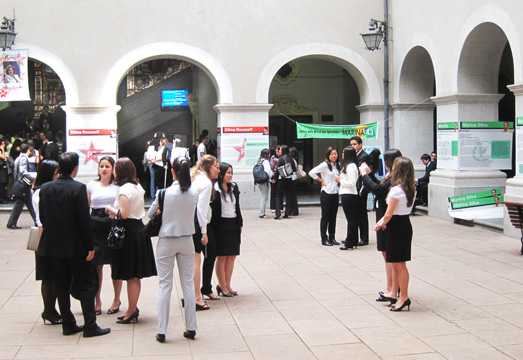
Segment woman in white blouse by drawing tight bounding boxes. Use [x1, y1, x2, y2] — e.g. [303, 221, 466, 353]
[337, 146, 359, 250]
[87, 156, 122, 315]
[308, 146, 341, 246]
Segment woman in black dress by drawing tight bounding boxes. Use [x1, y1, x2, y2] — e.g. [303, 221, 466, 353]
[211, 162, 243, 297]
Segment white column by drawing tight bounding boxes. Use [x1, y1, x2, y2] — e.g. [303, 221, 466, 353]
[62, 105, 121, 184]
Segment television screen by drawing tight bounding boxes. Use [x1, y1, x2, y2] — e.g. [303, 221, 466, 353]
[162, 90, 189, 111]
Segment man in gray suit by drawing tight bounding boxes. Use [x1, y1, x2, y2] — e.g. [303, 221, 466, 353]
[7, 143, 36, 229]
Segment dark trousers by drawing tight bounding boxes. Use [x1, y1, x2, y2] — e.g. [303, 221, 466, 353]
[201, 225, 217, 295]
[54, 257, 98, 332]
[270, 181, 280, 210]
[290, 180, 299, 215]
[355, 192, 369, 243]
[276, 178, 293, 217]
[320, 191, 339, 241]
[7, 195, 36, 227]
[341, 194, 358, 247]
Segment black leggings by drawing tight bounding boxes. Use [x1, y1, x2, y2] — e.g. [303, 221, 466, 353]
[320, 191, 339, 241]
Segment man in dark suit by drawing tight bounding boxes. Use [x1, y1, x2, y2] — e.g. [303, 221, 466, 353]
[350, 136, 370, 246]
[42, 131, 59, 161]
[416, 153, 437, 205]
[37, 152, 110, 338]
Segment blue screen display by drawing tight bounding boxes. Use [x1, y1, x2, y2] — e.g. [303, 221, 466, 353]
[162, 90, 189, 107]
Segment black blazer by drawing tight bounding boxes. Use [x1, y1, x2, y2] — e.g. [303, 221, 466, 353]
[356, 150, 370, 195]
[210, 182, 244, 232]
[37, 175, 93, 259]
[362, 174, 391, 219]
[418, 161, 437, 184]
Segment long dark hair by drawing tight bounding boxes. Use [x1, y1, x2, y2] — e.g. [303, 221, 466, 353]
[341, 146, 357, 174]
[383, 148, 402, 171]
[97, 156, 115, 183]
[324, 146, 340, 172]
[172, 157, 191, 193]
[114, 157, 139, 186]
[217, 162, 234, 202]
[390, 156, 416, 207]
[34, 159, 59, 190]
[368, 149, 381, 174]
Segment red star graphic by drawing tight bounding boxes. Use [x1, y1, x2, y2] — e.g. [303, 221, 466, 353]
[233, 138, 246, 161]
[80, 141, 103, 164]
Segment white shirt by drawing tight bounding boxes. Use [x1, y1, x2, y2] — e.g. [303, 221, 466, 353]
[339, 163, 358, 195]
[261, 158, 273, 178]
[197, 143, 207, 160]
[192, 171, 212, 234]
[87, 180, 119, 209]
[170, 146, 189, 164]
[115, 183, 146, 219]
[33, 188, 42, 227]
[387, 185, 414, 215]
[308, 161, 340, 194]
[215, 182, 236, 218]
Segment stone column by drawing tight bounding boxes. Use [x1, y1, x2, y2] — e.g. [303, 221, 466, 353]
[504, 84, 523, 239]
[213, 103, 273, 209]
[429, 94, 506, 222]
[62, 105, 121, 184]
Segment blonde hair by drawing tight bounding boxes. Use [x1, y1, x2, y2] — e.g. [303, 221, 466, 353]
[191, 154, 217, 180]
[390, 156, 416, 207]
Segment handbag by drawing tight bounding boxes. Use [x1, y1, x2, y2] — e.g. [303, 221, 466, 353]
[11, 177, 32, 199]
[277, 158, 294, 178]
[107, 210, 125, 250]
[296, 164, 307, 179]
[144, 189, 165, 237]
[26, 226, 41, 251]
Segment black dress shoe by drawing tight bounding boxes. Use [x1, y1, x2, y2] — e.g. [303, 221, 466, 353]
[183, 330, 196, 340]
[282, 215, 289, 218]
[7, 225, 22, 230]
[330, 239, 339, 245]
[357, 241, 368, 246]
[63, 325, 84, 336]
[83, 326, 111, 337]
[156, 333, 165, 343]
[321, 240, 333, 246]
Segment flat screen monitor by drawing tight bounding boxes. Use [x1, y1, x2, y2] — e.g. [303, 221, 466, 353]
[161, 90, 189, 111]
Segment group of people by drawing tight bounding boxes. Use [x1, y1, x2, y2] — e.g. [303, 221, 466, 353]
[23, 147, 243, 342]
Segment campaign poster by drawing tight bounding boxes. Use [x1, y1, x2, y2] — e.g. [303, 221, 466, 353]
[0, 49, 30, 101]
[436, 122, 459, 170]
[517, 117, 523, 175]
[447, 188, 504, 219]
[68, 128, 118, 173]
[219, 126, 269, 167]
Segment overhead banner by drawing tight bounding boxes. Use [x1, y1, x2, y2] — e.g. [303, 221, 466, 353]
[0, 49, 30, 101]
[296, 122, 378, 140]
[447, 188, 504, 219]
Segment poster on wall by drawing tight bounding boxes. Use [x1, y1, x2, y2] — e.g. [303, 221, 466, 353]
[219, 126, 269, 167]
[68, 128, 118, 172]
[0, 49, 30, 101]
[517, 116, 523, 175]
[447, 188, 504, 219]
[437, 121, 513, 170]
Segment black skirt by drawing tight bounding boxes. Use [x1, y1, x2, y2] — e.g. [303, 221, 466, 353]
[192, 213, 216, 256]
[111, 219, 157, 280]
[215, 217, 241, 256]
[385, 215, 412, 263]
[90, 210, 114, 265]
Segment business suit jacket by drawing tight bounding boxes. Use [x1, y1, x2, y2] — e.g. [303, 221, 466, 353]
[37, 175, 94, 259]
[13, 153, 34, 182]
[210, 182, 243, 233]
[362, 174, 391, 219]
[356, 150, 370, 194]
[418, 161, 437, 185]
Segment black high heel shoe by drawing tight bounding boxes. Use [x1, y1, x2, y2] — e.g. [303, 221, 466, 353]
[390, 298, 411, 312]
[183, 330, 196, 340]
[107, 301, 121, 314]
[376, 293, 397, 305]
[216, 285, 233, 297]
[116, 309, 140, 323]
[41, 312, 62, 325]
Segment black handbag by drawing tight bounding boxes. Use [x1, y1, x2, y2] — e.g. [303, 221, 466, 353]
[11, 177, 32, 200]
[107, 210, 125, 250]
[144, 189, 165, 237]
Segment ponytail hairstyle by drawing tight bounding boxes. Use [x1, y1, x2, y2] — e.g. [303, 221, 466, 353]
[341, 146, 357, 174]
[217, 162, 234, 202]
[390, 156, 416, 207]
[172, 157, 192, 193]
[324, 146, 341, 172]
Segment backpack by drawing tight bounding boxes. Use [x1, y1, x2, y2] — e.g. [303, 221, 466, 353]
[253, 161, 269, 185]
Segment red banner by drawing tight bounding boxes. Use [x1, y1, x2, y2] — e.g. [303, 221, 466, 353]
[69, 129, 117, 136]
[222, 126, 267, 133]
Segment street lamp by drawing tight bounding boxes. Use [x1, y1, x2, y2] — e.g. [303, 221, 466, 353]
[360, 1, 390, 150]
[0, 14, 17, 51]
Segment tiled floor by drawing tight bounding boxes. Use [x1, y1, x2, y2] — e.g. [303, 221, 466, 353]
[1, 207, 523, 359]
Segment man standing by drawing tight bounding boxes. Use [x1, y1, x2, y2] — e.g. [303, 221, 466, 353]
[7, 143, 36, 229]
[37, 152, 110, 338]
[416, 153, 437, 206]
[350, 136, 370, 246]
[197, 136, 208, 161]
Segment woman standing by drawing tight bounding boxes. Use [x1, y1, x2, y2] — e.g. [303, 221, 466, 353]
[212, 162, 243, 297]
[289, 146, 299, 216]
[338, 147, 359, 250]
[361, 149, 402, 300]
[274, 145, 296, 219]
[105, 157, 157, 323]
[32, 159, 61, 324]
[191, 155, 220, 308]
[0, 139, 8, 203]
[149, 157, 199, 343]
[257, 149, 272, 219]
[87, 156, 122, 315]
[374, 157, 416, 312]
[308, 147, 340, 246]
[269, 145, 281, 213]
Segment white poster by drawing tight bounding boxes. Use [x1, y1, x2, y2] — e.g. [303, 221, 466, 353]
[219, 126, 269, 167]
[517, 117, 523, 175]
[0, 49, 30, 101]
[68, 128, 118, 173]
[436, 122, 459, 170]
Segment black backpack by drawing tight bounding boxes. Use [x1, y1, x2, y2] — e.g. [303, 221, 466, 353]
[253, 161, 269, 185]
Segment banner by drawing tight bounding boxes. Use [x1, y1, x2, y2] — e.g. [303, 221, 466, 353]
[447, 188, 504, 219]
[296, 122, 378, 140]
[0, 49, 30, 101]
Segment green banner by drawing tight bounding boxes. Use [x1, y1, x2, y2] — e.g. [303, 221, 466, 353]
[461, 121, 513, 129]
[296, 122, 378, 139]
[448, 188, 502, 210]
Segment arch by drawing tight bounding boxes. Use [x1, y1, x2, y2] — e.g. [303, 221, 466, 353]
[256, 43, 381, 105]
[102, 42, 233, 105]
[452, 5, 522, 93]
[16, 42, 78, 105]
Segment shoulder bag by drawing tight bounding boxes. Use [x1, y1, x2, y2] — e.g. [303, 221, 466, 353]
[277, 157, 294, 178]
[107, 210, 125, 250]
[144, 189, 165, 237]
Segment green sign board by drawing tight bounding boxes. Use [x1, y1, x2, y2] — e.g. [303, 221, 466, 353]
[448, 188, 502, 210]
[461, 121, 513, 129]
[296, 122, 378, 139]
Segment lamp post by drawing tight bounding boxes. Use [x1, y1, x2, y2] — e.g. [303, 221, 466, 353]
[0, 14, 17, 51]
[360, 1, 389, 150]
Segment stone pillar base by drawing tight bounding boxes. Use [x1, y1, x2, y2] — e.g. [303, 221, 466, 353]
[428, 169, 507, 222]
[503, 176, 523, 240]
